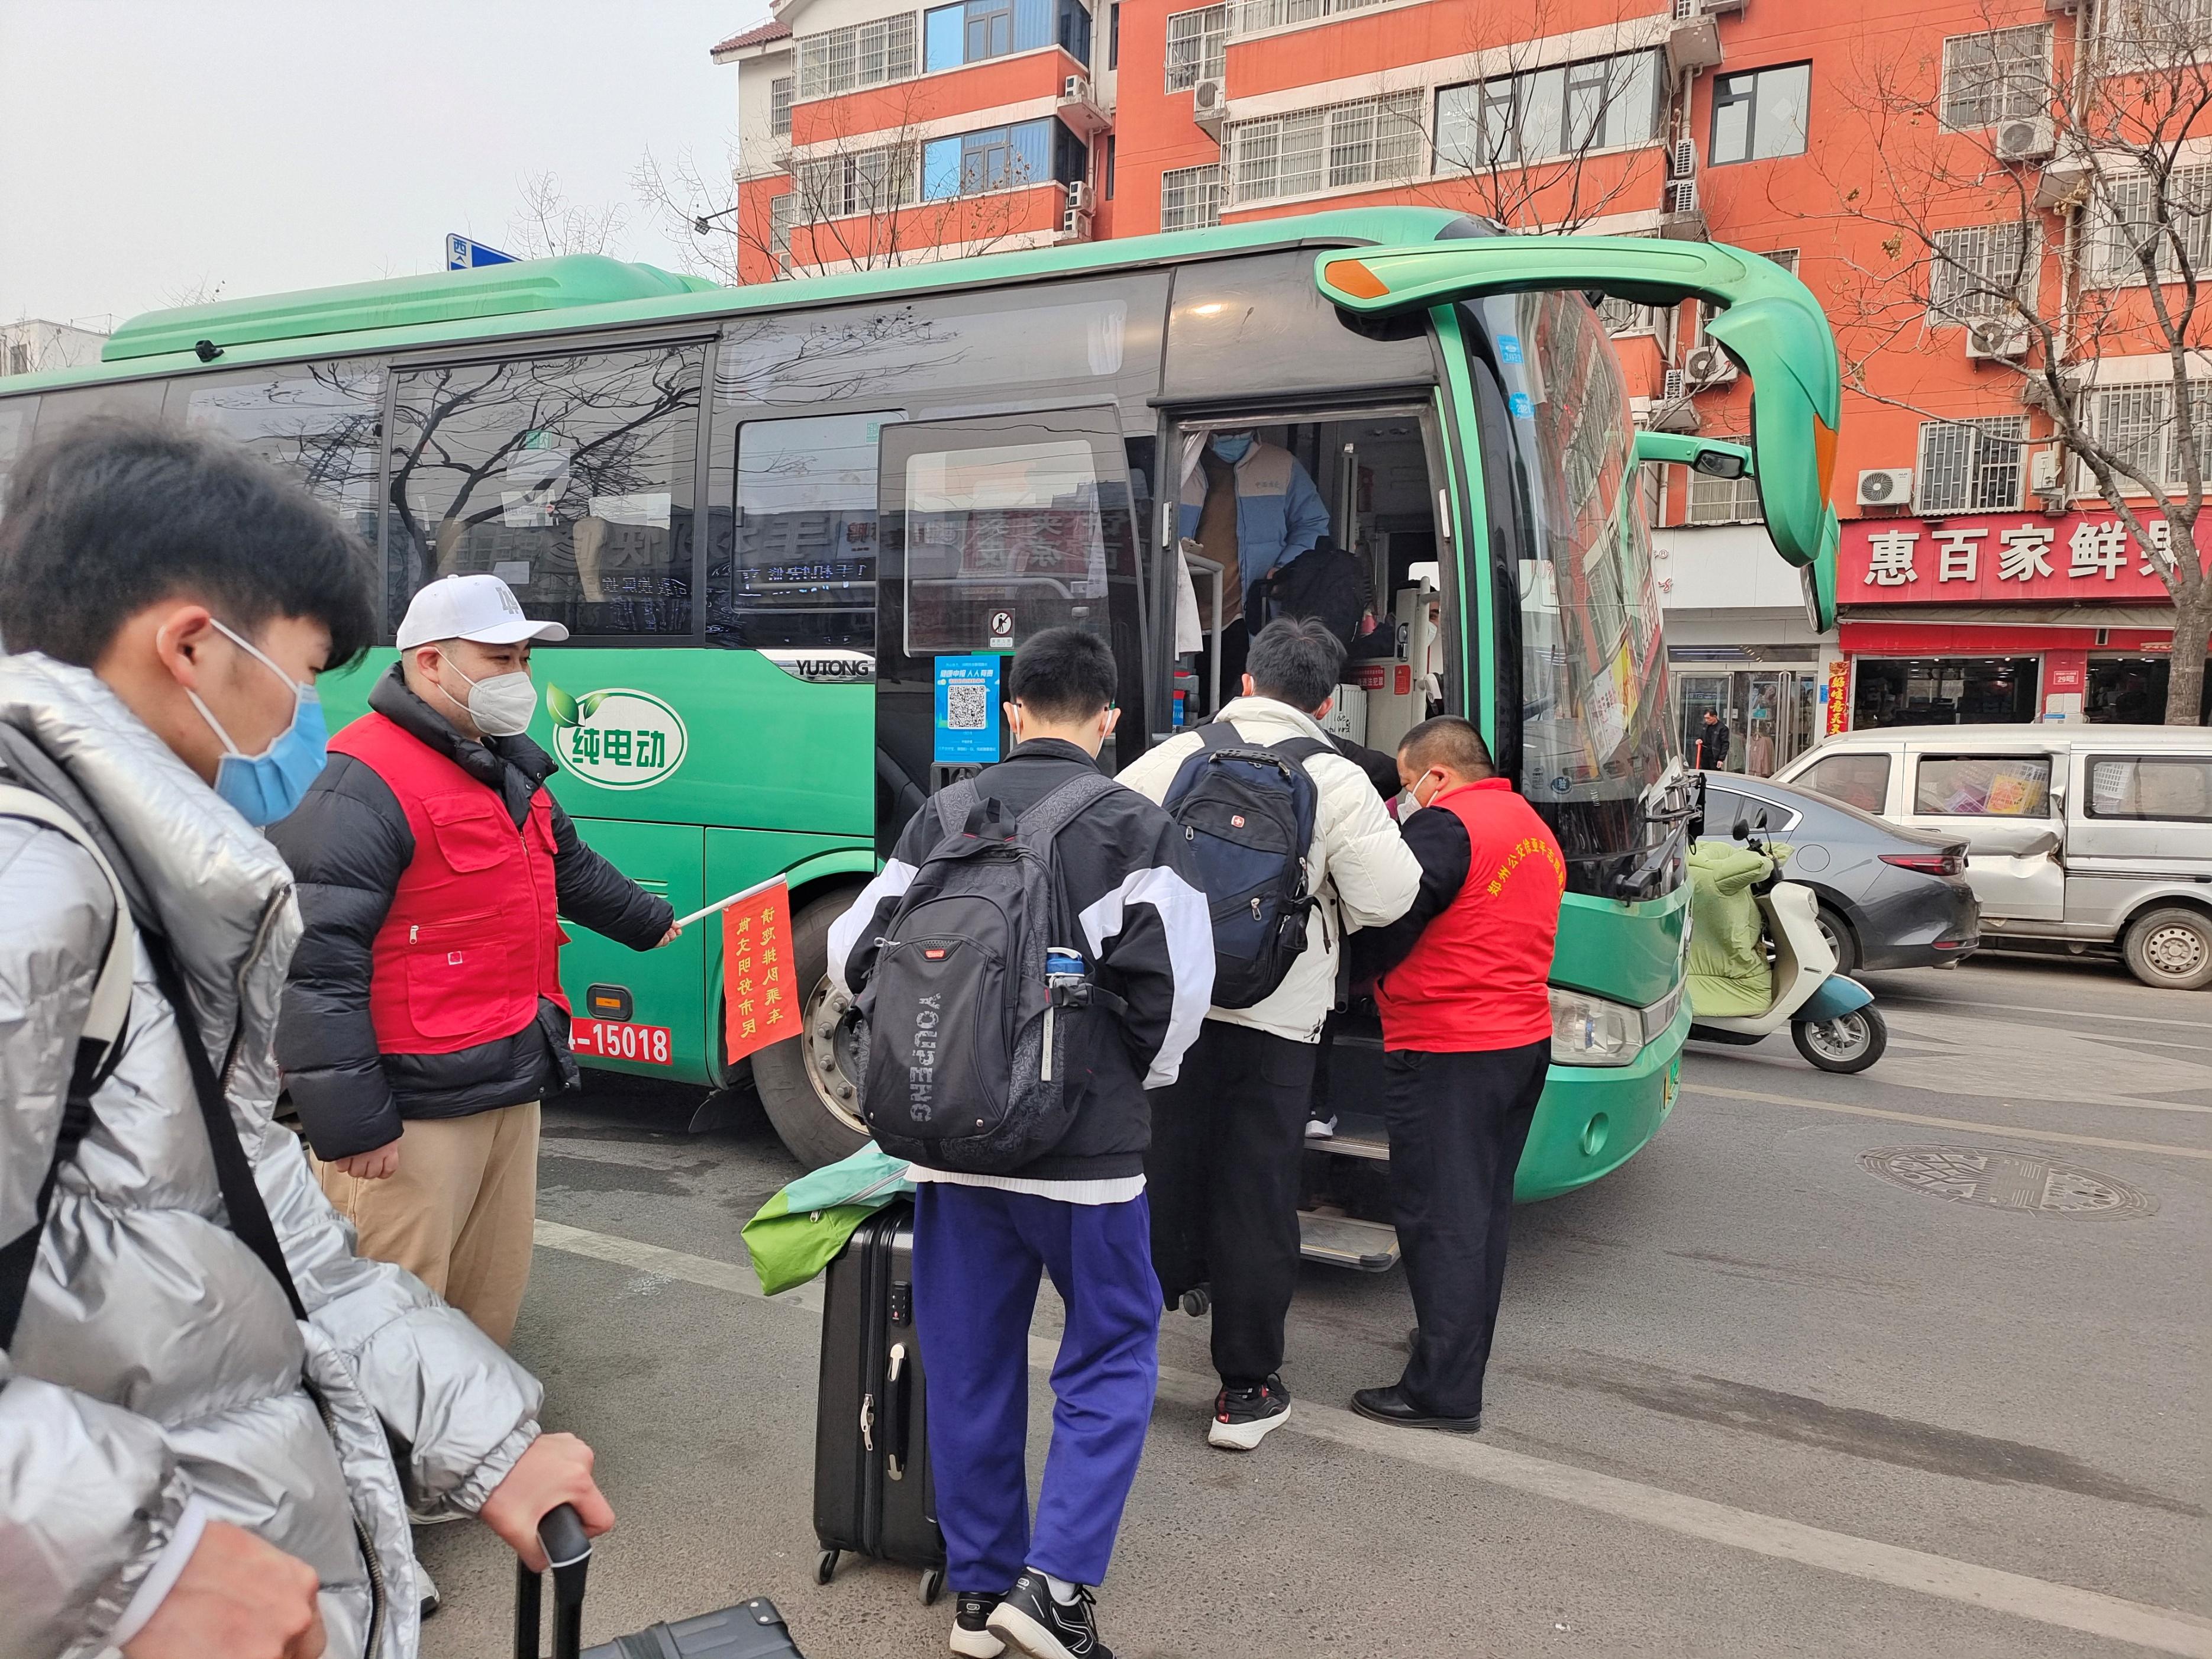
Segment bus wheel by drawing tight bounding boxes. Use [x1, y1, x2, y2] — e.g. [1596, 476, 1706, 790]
[753, 889, 871, 1170]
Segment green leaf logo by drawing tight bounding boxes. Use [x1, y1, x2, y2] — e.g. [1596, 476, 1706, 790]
[546, 683, 579, 727]
[578, 690, 613, 721]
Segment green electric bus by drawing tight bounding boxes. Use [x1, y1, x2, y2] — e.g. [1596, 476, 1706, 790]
[0, 208, 1840, 1264]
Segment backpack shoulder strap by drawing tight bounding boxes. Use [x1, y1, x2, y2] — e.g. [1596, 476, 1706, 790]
[1197, 721, 1242, 754]
[1271, 736, 1336, 770]
[1016, 770, 1119, 846]
[0, 782, 137, 1351]
[931, 777, 980, 842]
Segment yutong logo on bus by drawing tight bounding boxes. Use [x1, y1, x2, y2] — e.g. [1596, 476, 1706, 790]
[545, 685, 688, 790]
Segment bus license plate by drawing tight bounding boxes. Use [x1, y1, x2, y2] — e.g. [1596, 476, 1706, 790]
[571, 1018, 673, 1066]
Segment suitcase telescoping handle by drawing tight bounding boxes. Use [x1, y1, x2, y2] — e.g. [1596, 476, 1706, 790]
[514, 1503, 594, 1659]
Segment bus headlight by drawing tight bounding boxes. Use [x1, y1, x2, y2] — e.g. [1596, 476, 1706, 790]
[1549, 987, 1642, 1067]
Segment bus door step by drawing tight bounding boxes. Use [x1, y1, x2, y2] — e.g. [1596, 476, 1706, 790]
[1306, 1111, 1390, 1163]
[1299, 1212, 1400, 1273]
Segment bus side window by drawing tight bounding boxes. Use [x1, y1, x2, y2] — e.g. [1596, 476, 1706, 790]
[167, 363, 385, 544]
[387, 345, 703, 640]
[0, 399, 35, 524]
[716, 411, 900, 655]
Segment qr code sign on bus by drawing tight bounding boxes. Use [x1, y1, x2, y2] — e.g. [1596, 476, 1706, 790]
[947, 681, 990, 731]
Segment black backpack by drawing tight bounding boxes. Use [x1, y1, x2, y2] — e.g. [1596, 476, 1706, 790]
[1260, 541, 1364, 652]
[1161, 722, 1329, 1008]
[857, 771, 1120, 1174]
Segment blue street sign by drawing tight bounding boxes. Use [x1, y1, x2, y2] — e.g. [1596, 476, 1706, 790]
[446, 234, 518, 271]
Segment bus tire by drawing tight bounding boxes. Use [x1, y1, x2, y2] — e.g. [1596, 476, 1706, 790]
[753, 887, 873, 1170]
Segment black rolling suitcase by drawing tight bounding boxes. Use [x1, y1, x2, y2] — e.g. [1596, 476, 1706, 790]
[517, 1505, 805, 1658]
[812, 1200, 947, 1603]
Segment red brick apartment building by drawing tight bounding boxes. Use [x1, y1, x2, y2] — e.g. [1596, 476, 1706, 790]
[713, 0, 2212, 764]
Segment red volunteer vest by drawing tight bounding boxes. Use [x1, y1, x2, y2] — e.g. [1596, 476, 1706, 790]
[1373, 777, 1565, 1053]
[329, 712, 567, 1056]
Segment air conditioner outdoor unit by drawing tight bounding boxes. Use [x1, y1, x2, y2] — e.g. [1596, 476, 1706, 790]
[1664, 180, 1698, 217]
[1064, 179, 1093, 214]
[1061, 205, 1093, 240]
[1683, 342, 1737, 385]
[1065, 74, 1089, 101]
[1995, 117, 2056, 164]
[1856, 467, 1913, 506]
[1193, 77, 1226, 137]
[1965, 319, 2030, 360]
[2030, 447, 2066, 495]
[1670, 139, 1696, 180]
[1662, 368, 1688, 401]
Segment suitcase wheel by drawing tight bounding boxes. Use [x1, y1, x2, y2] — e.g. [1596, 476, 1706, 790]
[816, 1549, 839, 1586]
[921, 1568, 945, 1606]
[1180, 1286, 1210, 1317]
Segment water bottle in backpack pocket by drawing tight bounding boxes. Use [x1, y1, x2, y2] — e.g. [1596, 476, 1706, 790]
[1162, 724, 1332, 1008]
[857, 773, 1118, 1174]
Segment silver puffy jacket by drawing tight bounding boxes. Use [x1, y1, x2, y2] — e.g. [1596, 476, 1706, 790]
[0, 654, 544, 1659]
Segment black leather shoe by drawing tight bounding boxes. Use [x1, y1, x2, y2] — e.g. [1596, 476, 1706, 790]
[1351, 1384, 1481, 1433]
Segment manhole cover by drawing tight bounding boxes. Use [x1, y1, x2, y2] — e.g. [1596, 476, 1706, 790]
[1859, 1147, 2156, 1217]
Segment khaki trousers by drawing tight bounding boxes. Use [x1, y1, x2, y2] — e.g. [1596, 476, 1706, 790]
[313, 1100, 540, 1348]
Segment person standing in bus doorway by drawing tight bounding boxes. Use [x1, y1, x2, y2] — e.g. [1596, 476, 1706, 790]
[1348, 717, 1564, 1432]
[1120, 617, 1421, 1451]
[0, 421, 613, 1659]
[831, 628, 1213, 1659]
[1180, 429, 1332, 694]
[270, 573, 679, 1354]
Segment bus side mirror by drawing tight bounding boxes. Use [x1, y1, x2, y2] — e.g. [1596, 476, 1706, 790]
[1692, 447, 1748, 479]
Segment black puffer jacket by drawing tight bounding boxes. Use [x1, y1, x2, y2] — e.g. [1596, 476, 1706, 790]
[270, 666, 674, 1158]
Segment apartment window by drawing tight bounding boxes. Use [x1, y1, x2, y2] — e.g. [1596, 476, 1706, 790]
[1709, 62, 1810, 165]
[923, 0, 1076, 71]
[795, 144, 916, 221]
[1160, 162, 1225, 230]
[768, 191, 795, 264]
[2100, 0, 2212, 70]
[1916, 416, 2026, 513]
[1104, 134, 1116, 198]
[1164, 4, 1226, 91]
[1929, 222, 2033, 323]
[1940, 27, 2049, 129]
[769, 76, 794, 137]
[1596, 293, 1654, 335]
[2090, 383, 2212, 491]
[2087, 165, 2212, 285]
[921, 118, 1072, 199]
[796, 13, 919, 97]
[1687, 466, 1764, 525]
[1226, 90, 1422, 204]
[1231, 0, 1383, 34]
[1109, 1, 1119, 66]
[1435, 48, 1661, 169]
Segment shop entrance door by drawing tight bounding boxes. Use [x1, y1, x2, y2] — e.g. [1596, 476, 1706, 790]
[1677, 669, 1810, 776]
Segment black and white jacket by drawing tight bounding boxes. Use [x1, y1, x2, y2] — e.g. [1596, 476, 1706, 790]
[829, 738, 1214, 1187]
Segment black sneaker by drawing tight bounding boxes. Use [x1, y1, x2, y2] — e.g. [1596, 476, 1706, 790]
[987, 1571, 1112, 1659]
[1207, 1373, 1291, 1451]
[952, 1590, 1007, 1657]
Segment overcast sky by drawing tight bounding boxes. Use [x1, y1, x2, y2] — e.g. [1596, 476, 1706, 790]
[0, 0, 768, 330]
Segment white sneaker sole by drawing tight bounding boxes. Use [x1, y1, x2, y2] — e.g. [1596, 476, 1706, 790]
[1207, 1401, 1291, 1451]
[987, 1603, 1078, 1659]
[951, 1624, 1007, 1658]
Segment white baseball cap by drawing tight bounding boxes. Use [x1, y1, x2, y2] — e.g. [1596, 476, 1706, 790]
[396, 573, 570, 651]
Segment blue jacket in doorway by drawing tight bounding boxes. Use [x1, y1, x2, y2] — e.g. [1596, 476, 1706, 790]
[1178, 438, 1332, 589]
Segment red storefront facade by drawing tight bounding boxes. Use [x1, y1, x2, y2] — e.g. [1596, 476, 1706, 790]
[1833, 514, 2212, 732]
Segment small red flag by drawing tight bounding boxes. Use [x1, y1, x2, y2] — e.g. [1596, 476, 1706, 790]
[722, 878, 797, 1067]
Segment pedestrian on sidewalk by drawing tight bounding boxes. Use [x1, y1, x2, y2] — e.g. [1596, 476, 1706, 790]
[830, 628, 1212, 1659]
[0, 419, 611, 1659]
[1349, 716, 1564, 1432]
[270, 573, 677, 1350]
[1118, 617, 1420, 1451]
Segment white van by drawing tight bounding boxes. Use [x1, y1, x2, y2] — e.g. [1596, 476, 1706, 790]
[1772, 725, 2212, 990]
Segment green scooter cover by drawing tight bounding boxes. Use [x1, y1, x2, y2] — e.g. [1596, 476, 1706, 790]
[1686, 842, 1778, 1019]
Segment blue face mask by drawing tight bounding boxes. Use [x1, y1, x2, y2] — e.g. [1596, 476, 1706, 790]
[185, 620, 330, 826]
[1211, 432, 1255, 463]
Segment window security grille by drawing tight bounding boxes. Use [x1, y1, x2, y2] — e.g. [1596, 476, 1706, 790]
[1929, 223, 2032, 323]
[1164, 4, 1227, 90]
[1916, 416, 2026, 512]
[1939, 27, 2050, 129]
[795, 13, 919, 99]
[1160, 163, 1226, 230]
[1225, 90, 1422, 204]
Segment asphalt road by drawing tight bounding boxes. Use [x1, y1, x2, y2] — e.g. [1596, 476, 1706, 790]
[422, 953, 2211, 1659]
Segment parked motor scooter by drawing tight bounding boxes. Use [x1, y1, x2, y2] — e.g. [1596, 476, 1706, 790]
[1688, 810, 1888, 1074]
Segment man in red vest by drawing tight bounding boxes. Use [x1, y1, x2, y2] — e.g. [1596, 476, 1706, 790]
[1348, 716, 1564, 1432]
[272, 574, 677, 1351]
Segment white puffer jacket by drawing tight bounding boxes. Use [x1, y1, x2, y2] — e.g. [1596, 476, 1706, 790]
[0, 654, 542, 1659]
[1119, 696, 1420, 1043]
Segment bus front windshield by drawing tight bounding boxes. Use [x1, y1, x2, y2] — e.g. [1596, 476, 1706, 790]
[1476, 291, 1676, 896]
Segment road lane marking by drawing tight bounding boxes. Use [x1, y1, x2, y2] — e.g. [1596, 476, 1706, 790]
[1683, 1084, 2212, 1161]
[1880, 993, 2212, 1032]
[531, 1218, 2212, 1657]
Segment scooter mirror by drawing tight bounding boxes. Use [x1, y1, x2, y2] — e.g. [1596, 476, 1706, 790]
[1732, 816, 1751, 841]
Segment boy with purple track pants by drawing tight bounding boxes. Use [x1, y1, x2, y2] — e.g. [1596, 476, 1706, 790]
[829, 628, 1214, 1659]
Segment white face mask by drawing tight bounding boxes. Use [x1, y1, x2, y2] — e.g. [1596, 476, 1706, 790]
[435, 653, 537, 737]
